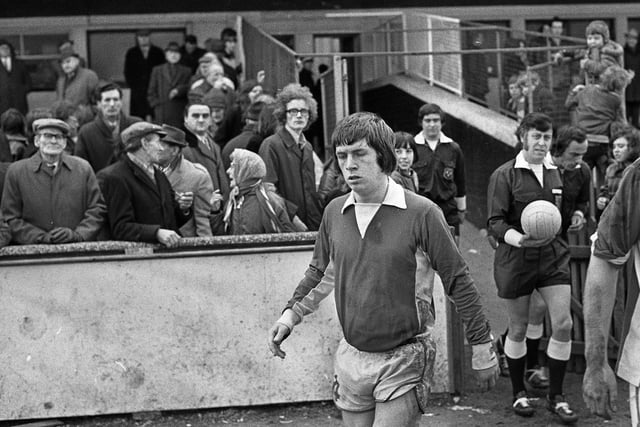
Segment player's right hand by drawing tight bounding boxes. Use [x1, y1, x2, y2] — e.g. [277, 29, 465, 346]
[268, 322, 291, 359]
[520, 233, 554, 248]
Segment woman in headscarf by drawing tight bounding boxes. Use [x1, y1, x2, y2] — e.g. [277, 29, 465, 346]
[214, 148, 297, 235]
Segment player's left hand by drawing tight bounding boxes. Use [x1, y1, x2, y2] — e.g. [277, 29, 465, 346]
[475, 363, 500, 391]
[583, 363, 618, 420]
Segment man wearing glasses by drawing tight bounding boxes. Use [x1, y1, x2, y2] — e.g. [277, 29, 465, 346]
[1, 118, 105, 244]
[259, 83, 322, 231]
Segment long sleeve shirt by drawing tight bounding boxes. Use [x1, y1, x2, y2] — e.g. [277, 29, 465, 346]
[284, 179, 492, 353]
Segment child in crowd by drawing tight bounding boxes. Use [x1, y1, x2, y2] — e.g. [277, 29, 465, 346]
[517, 71, 554, 116]
[565, 65, 634, 176]
[506, 74, 526, 120]
[390, 131, 419, 192]
[580, 20, 624, 85]
[597, 126, 640, 211]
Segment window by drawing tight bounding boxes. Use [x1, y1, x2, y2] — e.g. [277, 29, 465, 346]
[1, 33, 69, 90]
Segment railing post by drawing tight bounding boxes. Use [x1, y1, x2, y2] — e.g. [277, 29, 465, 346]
[333, 55, 346, 123]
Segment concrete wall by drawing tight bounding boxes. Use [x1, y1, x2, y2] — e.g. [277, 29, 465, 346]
[0, 236, 453, 420]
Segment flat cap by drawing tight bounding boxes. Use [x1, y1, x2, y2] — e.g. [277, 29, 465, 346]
[121, 122, 166, 146]
[160, 124, 187, 147]
[165, 42, 180, 52]
[32, 118, 70, 136]
[136, 29, 151, 37]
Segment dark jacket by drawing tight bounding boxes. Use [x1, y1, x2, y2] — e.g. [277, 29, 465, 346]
[75, 113, 141, 172]
[1, 153, 105, 244]
[183, 128, 231, 201]
[0, 56, 30, 115]
[124, 44, 165, 118]
[625, 43, 640, 102]
[97, 155, 190, 243]
[147, 63, 192, 127]
[560, 161, 591, 235]
[259, 127, 322, 230]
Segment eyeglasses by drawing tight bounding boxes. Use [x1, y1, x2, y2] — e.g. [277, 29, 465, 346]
[286, 108, 310, 116]
[38, 132, 66, 141]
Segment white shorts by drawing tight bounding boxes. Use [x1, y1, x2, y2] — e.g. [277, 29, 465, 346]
[332, 335, 436, 413]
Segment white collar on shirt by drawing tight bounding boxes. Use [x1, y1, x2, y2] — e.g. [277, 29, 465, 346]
[413, 131, 453, 145]
[514, 151, 557, 170]
[341, 177, 407, 213]
[545, 152, 581, 169]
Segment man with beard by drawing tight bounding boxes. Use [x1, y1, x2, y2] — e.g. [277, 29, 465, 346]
[75, 82, 141, 172]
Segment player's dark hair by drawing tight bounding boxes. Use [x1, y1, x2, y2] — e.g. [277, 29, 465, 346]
[332, 112, 396, 174]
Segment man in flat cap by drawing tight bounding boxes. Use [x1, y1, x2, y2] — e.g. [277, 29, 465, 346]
[75, 81, 141, 172]
[147, 42, 192, 128]
[156, 124, 216, 237]
[124, 29, 166, 120]
[97, 121, 192, 247]
[56, 50, 99, 108]
[1, 118, 105, 244]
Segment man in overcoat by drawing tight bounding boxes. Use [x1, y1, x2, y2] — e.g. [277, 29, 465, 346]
[97, 121, 192, 247]
[147, 42, 192, 128]
[75, 82, 141, 172]
[124, 30, 165, 119]
[0, 40, 31, 115]
[1, 118, 105, 244]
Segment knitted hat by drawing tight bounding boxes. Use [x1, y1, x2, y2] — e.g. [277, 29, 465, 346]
[586, 20, 610, 43]
[229, 148, 266, 188]
[202, 89, 227, 109]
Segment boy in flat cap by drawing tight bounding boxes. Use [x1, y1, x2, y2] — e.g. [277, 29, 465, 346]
[97, 121, 192, 247]
[1, 118, 105, 244]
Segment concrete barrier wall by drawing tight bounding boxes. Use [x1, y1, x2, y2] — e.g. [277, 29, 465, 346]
[0, 235, 452, 420]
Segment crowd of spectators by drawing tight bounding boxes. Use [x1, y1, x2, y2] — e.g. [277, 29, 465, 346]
[0, 26, 335, 248]
[499, 18, 640, 224]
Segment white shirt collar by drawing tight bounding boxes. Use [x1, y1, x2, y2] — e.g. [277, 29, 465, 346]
[514, 151, 557, 170]
[341, 177, 407, 213]
[414, 131, 453, 145]
[546, 152, 581, 169]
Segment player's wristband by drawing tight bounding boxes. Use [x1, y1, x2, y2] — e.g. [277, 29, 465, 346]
[471, 342, 498, 370]
[277, 309, 301, 331]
